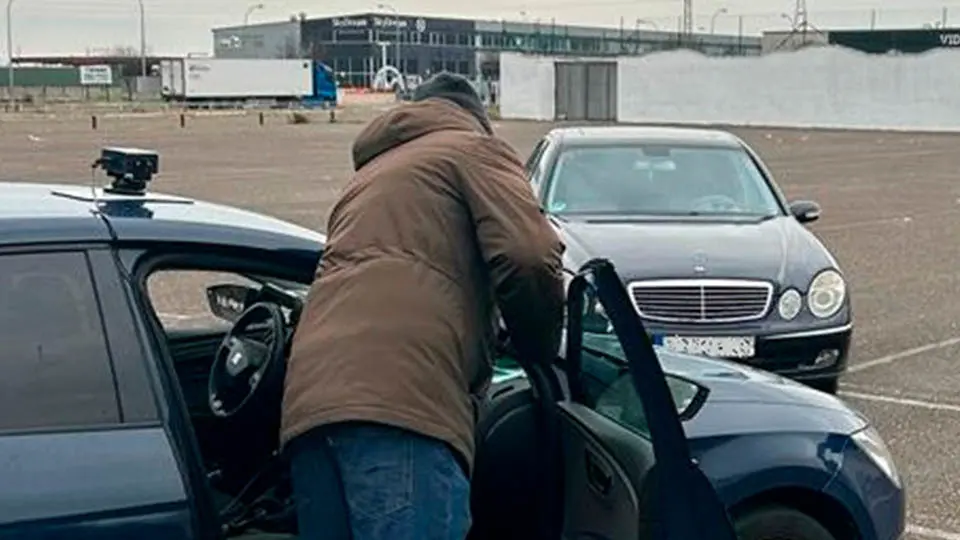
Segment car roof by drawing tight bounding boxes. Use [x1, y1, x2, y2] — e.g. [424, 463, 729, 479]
[548, 126, 745, 148]
[0, 182, 325, 272]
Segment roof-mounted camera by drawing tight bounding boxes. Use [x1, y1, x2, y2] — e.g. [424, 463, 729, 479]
[93, 147, 159, 195]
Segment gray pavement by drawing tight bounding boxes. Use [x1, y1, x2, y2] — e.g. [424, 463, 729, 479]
[2, 115, 959, 537]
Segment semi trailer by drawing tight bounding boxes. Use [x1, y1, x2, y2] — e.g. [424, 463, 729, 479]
[160, 58, 338, 108]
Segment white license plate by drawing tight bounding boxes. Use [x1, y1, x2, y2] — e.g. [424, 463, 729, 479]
[659, 336, 756, 359]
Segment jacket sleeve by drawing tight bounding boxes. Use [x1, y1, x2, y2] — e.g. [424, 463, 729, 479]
[458, 135, 566, 365]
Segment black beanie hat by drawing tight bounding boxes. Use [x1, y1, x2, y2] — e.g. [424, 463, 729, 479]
[412, 71, 493, 134]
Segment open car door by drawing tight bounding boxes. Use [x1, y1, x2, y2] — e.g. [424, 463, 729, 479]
[559, 259, 737, 540]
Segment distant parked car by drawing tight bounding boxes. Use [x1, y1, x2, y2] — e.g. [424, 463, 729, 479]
[523, 126, 851, 394]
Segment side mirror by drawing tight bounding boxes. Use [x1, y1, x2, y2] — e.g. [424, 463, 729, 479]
[789, 200, 821, 224]
[206, 284, 257, 323]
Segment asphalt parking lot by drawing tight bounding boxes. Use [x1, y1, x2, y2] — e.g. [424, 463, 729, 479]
[3, 112, 960, 538]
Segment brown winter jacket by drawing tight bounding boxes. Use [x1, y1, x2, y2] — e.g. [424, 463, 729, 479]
[279, 98, 565, 471]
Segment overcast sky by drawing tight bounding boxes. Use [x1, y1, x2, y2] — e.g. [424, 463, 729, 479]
[4, 0, 960, 58]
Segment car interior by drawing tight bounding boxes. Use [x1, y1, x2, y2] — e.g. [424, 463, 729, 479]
[140, 263, 567, 539]
[135, 256, 727, 540]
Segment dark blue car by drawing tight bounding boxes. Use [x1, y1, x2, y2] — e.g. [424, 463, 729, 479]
[0, 149, 903, 540]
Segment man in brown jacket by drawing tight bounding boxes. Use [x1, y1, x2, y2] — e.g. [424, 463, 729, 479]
[281, 72, 565, 540]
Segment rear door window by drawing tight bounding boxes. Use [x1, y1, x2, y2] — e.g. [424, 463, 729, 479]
[0, 251, 119, 431]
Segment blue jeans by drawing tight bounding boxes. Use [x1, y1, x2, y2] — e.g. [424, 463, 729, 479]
[288, 422, 472, 540]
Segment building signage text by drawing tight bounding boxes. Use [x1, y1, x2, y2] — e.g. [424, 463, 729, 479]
[331, 16, 427, 31]
[939, 33, 960, 46]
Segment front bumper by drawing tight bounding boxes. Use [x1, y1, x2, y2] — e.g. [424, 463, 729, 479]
[646, 322, 852, 382]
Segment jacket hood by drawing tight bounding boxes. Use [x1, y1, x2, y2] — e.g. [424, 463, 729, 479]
[351, 98, 488, 170]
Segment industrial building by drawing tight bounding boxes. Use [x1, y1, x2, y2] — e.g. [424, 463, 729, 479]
[212, 12, 761, 86]
[762, 26, 960, 54]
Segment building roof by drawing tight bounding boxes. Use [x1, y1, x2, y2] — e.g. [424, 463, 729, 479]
[12, 55, 176, 66]
[213, 12, 758, 44]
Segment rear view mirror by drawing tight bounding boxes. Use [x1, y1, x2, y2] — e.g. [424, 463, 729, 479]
[206, 284, 257, 323]
[789, 200, 821, 224]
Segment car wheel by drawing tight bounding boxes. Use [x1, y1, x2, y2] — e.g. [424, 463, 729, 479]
[808, 378, 839, 395]
[735, 505, 836, 540]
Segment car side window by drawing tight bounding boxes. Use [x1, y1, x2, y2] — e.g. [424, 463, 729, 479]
[0, 251, 119, 431]
[146, 270, 259, 332]
[575, 288, 701, 438]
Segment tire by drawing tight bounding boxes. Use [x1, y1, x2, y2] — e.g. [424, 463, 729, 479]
[808, 377, 839, 395]
[735, 505, 836, 540]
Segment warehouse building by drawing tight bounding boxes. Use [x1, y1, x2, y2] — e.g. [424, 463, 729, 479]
[213, 12, 761, 86]
[762, 26, 960, 54]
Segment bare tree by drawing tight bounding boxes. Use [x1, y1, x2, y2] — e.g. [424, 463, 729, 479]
[110, 45, 140, 57]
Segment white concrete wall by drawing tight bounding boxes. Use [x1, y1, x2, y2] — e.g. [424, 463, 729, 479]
[499, 47, 960, 131]
[620, 46, 960, 131]
[499, 53, 555, 121]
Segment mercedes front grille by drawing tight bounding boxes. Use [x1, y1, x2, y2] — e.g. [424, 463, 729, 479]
[628, 279, 774, 323]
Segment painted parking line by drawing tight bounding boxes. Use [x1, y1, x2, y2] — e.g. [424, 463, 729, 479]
[907, 524, 960, 540]
[840, 390, 960, 413]
[847, 336, 960, 373]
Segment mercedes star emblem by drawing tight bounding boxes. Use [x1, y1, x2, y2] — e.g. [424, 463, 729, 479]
[692, 252, 708, 273]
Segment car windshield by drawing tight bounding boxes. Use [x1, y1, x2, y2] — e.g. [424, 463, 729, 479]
[545, 144, 784, 218]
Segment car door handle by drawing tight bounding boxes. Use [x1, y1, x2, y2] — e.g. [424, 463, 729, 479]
[584, 450, 613, 497]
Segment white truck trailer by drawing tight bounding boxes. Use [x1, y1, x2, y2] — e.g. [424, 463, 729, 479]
[160, 58, 316, 107]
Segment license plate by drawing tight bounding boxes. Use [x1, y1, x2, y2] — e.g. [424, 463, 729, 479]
[653, 335, 756, 359]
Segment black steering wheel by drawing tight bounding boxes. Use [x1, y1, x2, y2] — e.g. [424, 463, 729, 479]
[208, 302, 287, 419]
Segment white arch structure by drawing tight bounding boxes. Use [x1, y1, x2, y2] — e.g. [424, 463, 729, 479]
[372, 65, 405, 92]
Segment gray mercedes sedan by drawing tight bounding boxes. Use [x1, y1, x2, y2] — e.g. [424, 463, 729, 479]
[523, 126, 851, 393]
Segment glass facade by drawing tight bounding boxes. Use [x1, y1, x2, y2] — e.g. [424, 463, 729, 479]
[213, 13, 761, 87]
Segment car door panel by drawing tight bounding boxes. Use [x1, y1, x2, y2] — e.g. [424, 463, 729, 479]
[560, 260, 736, 540]
[558, 402, 656, 540]
[0, 426, 192, 539]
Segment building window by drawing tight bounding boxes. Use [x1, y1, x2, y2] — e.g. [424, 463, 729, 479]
[429, 32, 439, 45]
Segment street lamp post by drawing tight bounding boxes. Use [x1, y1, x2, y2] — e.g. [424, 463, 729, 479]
[137, 0, 146, 76]
[710, 7, 728, 34]
[376, 3, 400, 74]
[6, 0, 15, 102]
[244, 3, 264, 26]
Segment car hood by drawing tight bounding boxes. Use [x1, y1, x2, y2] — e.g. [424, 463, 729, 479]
[660, 350, 869, 437]
[555, 215, 838, 284]
[492, 349, 868, 438]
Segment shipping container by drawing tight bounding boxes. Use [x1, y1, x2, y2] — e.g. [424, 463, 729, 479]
[160, 58, 312, 99]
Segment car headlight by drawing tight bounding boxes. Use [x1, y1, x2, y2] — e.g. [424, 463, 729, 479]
[777, 288, 803, 320]
[852, 426, 901, 487]
[807, 269, 846, 318]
